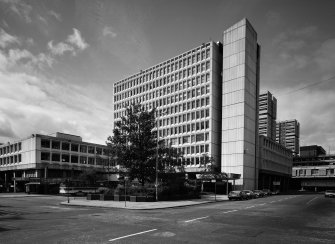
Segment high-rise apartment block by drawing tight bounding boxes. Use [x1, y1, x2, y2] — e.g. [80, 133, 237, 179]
[113, 19, 260, 189]
[259, 91, 277, 140]
[276, 120, 300, 155]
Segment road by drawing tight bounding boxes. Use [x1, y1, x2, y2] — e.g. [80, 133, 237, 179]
[0, 194, 334, 243]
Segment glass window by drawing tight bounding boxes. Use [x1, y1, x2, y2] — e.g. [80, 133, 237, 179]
[71, 155, 78, 163]
[62, 142, 70, 151]
[41, 139, 50, 148]
[80, 156, 87, 164]
[196, 133, 204, 142]
[52, 141, 60, 150]
[41, 152, 50, 161]
[52, 153, 60, 162]
[61, 154, 70, 162]
[71, 144, 79, 152]
[88, 146, 95, 154]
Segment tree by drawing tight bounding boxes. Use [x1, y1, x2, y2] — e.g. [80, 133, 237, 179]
[107, 103, 182, 186]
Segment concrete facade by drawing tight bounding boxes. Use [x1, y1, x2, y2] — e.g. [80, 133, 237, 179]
[259, 91, 277, 140]
[276, 119, 300, 156]
[0, 133, 114, 192]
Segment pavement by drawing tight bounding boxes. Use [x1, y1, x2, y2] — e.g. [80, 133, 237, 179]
[60, 194, 229, 210]
[0, 192, 229, 210]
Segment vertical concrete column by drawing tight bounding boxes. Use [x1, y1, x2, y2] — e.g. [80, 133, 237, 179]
[13, 171, 16, 193]
[44, 167, 48, 179]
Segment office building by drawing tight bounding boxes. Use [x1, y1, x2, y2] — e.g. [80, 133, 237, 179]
[292, 145, 335, 191]
[276, 119, 300, 155]
[259, 91, 277, 140]
[113, 19, 260, 190]
[0, 132, 114, 193]
[258, 135, 293, 191]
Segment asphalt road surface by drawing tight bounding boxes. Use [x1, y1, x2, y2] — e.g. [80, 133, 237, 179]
[0, 194, 334, 243]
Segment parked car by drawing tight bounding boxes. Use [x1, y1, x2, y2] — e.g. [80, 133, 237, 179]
[228, 190, 247, 200]
[262, 189, 272, 196]
[324, 190, 335, 198]
[241, 190, 256, 199]
[252, 190, 265, 198]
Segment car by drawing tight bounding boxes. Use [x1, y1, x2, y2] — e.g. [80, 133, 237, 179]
[228, 190, 248, 200]
[252, 190, 265, 198]
[324, 190, 335, 198]
[241, 190, 256, 199]
[262, 189, 272, 196]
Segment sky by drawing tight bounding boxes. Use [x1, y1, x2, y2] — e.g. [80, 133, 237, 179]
[0, 0, 335, 152]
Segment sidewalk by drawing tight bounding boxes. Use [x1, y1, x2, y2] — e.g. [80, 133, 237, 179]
[60, 194, 228, 210]
[0, 192, 48, 198]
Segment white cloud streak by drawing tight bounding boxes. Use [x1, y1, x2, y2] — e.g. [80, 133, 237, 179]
[67, 28, 89, 50]
[0, 28, 20, 48]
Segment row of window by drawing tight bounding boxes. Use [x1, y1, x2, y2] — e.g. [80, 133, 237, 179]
[114, 74, 210, 109]
[294, 168, 334, 176]
[115, 96, 210, 120]
[40, 152, 116, 167]
[157, 109, 210, 127]
[41, 140, 108, 155]
[0, 143, 22, 156]
[169, 132, 210, 145]
[158, 122, 210, 138]
[0, 154, 22, 165]
[114, 46, 211, 92]
[114, 63, 210, 102]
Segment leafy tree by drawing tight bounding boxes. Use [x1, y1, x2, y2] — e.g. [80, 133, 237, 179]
[107, 103, 182, 186]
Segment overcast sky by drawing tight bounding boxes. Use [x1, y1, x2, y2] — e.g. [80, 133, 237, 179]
[0, 0, 335, 152]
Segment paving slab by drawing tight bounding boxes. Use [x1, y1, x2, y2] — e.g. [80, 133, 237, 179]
[60, 194, 228, 210]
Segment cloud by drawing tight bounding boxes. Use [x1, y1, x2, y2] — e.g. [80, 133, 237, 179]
[103, 26, 117, 38]
[48, 41, 74, 56]
[37, 15, 48, 25]
[1, 0, 33, 23]
[265, 11, 281, 26]
[67, 28, 89, 50]
[314, 38, 335, 74]
[0, 118, 17, 139]
[48, 10, 62, 22]
[0, 28, 20, 48]
[0, 69, 113, 144]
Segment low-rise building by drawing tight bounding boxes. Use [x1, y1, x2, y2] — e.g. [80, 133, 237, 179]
[0, 132, 115, 193]
[258, 135, 293, 191]
[292, 145, 335, 191]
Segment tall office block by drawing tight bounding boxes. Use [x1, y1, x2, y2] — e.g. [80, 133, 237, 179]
[114, 41, 223, 172]
[113, 19, 260, 189]
[276, 120, 300, 155]
[221, 19, 260, 190]
[259, 91, 277, 140]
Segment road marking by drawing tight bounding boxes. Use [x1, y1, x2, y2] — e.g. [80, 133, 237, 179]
[109, 229, 157, 242]
[184, 216, 209, 223]
[258, 203, 266, 206]
[306, 197, 319, 205]
[222, 210, 238, 214]
[245, 205, 255, 209]
[270, 201, 276, 203]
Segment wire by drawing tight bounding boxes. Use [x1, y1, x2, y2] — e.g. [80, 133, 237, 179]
[277, 75, 335, 97]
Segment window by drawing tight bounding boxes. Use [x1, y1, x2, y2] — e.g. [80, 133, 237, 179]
[52, 141, 60, 150]
[80, 156, 87, 164]
[71, 144, 79, 152]
[196, 133, 204, 142]
[62, 142, 70, 151]
[52, 153, 60, 162]
[41, 152, 50, 161]
[61, 154, 70, 162]
[88, 146, 95, 154]
[80, 145, 87, 153]
[88, 157, 95, 165]
[41, 139, 50, 148]
[71, 155, 78, 163]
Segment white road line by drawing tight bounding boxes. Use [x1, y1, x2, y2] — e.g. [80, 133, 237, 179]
[184, 216, 209, 223]
[245, 206, 255, 209]
[270, 201, 276, 203]
[258, 203, 266, 206]
[222, 210, 238, 214]
[306, 197, 319, 205]
[109, 229, 157, 242]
